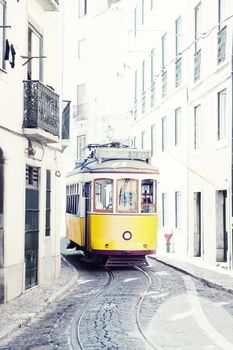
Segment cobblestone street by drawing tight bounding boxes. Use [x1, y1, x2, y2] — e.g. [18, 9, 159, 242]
[0, 249, 233, 350]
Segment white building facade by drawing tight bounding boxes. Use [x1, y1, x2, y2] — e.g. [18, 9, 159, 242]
[65, 0, 233, 271]
[0, 0, 69, 303]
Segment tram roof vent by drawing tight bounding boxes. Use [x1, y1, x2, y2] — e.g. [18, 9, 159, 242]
[94, 148, 151, 162]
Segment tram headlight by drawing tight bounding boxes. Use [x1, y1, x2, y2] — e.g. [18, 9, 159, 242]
[143, 243, 148, 248]
[122, 231, 132, 240]
[105, 244, 109, 248]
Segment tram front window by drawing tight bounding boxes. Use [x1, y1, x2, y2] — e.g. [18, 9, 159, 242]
[116, 178, 138, 213]
[94, 179, 113, 212]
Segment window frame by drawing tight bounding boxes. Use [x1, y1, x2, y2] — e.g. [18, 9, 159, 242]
[116, 178, 138, 213]
[94, 178, 113, 213]
[217, 88, 227, 141]
[45, 170, 51, 237]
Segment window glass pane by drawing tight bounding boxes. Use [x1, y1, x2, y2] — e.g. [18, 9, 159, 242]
[94, 179, 113, 211]
[117, 179, 138, 213]
[175, 16, 182, 56]
[218, 89, 226, 140]
[141, 179, 156, 213]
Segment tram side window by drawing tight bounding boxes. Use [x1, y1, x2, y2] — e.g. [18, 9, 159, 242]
[66, 183, 80, 214]
[116, 178, 138, 213]
[141, 179, 157, 213]
[94, 179, 113, 212]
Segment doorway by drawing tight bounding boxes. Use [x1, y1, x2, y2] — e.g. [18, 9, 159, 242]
[25, 166, 39, 289]
[193, 192, 201, 257]
[216, 190, 227, 262]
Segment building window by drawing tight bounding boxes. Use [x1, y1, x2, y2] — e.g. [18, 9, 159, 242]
[162, 192, 167, 227]
[141, 179, 157, 213]
[162, 33, 167, 97]
[175, 16, 182, 87]
[218, 0, 227, 30]
[217, 89, 227, 140]
[194, 104, 201, 149]
[175, 191, 181, 228]
[78, 39, 86, 60]
[151, 124, 156, 156]
[141, 130, 145, 149]
[151, 48, 155, 107]
[142, 60, 146, 114]
[66, 183, 79, 215]
[194, 3, 201, 81]
[79, 0, 87, 17]
[77, 135, 86, 158]
[195, 3, 201, 53]
[134, 70, 138, 119]
[141, 0, 144, 25]
[162, 116, 167, 152]
[151, 0, 154, 11]
[134, 7, 137, 38]
[0, 0, 6, 70]
[45, 170, 51, 237]
[175, 16, 182, 56]
[217, 0, 227, 64]
[175, 107, 181, 146]
[28, 25, 43, 80]
[162, 33, 167, 69]
[74, 83, 87, 121]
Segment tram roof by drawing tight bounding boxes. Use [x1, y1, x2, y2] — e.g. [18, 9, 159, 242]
[67, 143, 159, 176]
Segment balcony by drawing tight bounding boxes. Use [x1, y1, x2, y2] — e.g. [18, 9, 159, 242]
[37, 0, 59, 11]
[175, 57, 182, 87]
[142, 91, 146, 114]
[217, 26, 226, 64]
[162, 70, 167, 98]
[23, 80, 60, 143]
[194, 49, 201, 82]
[151, 81, 155, 107]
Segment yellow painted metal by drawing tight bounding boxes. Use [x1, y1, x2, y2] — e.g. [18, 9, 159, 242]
[88, 214, 158, 251]
[66, 214, 85, 246]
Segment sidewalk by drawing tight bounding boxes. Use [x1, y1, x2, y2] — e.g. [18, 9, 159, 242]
[150, 253, 233, 294]
[0, 255, 78, 342]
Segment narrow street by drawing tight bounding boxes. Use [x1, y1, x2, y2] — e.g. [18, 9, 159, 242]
[0, 250, 233, 350]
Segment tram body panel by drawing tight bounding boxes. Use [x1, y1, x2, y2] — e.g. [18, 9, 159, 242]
[66, 214, 85, 247]
[87, 214, 158, 253]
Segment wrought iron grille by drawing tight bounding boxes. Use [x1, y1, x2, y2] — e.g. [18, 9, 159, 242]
[73, 103, 87, 121]
[217, 26, 226, 64]
[194, 49, 201, 82]
[151, 81, 155, 107]
[162, 70, 167, 98]
[62, 101, 70, 139]
[23, 80, 59, 137]
[175, 57, 182, 87]
[142, 91, 146, 114]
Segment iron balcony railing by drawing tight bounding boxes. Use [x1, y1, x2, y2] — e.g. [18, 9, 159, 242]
[23, 80, 59, 137]
[142, 91, 146, 114]
[217, 25, 226, 64]
[194, 49, 201, 82]
[151, 81, 155, 107]
[175, 57, 182, 87]
[62, 101, 70, 140]
[162, 70, 167, 98]
[73, 103, 88, 121]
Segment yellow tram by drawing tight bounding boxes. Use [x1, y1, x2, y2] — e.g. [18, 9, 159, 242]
[66, 142, 159, 266]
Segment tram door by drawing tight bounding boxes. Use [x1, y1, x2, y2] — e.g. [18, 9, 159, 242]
[25, 166, 39, 289]
[83, 182, 91, 250]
